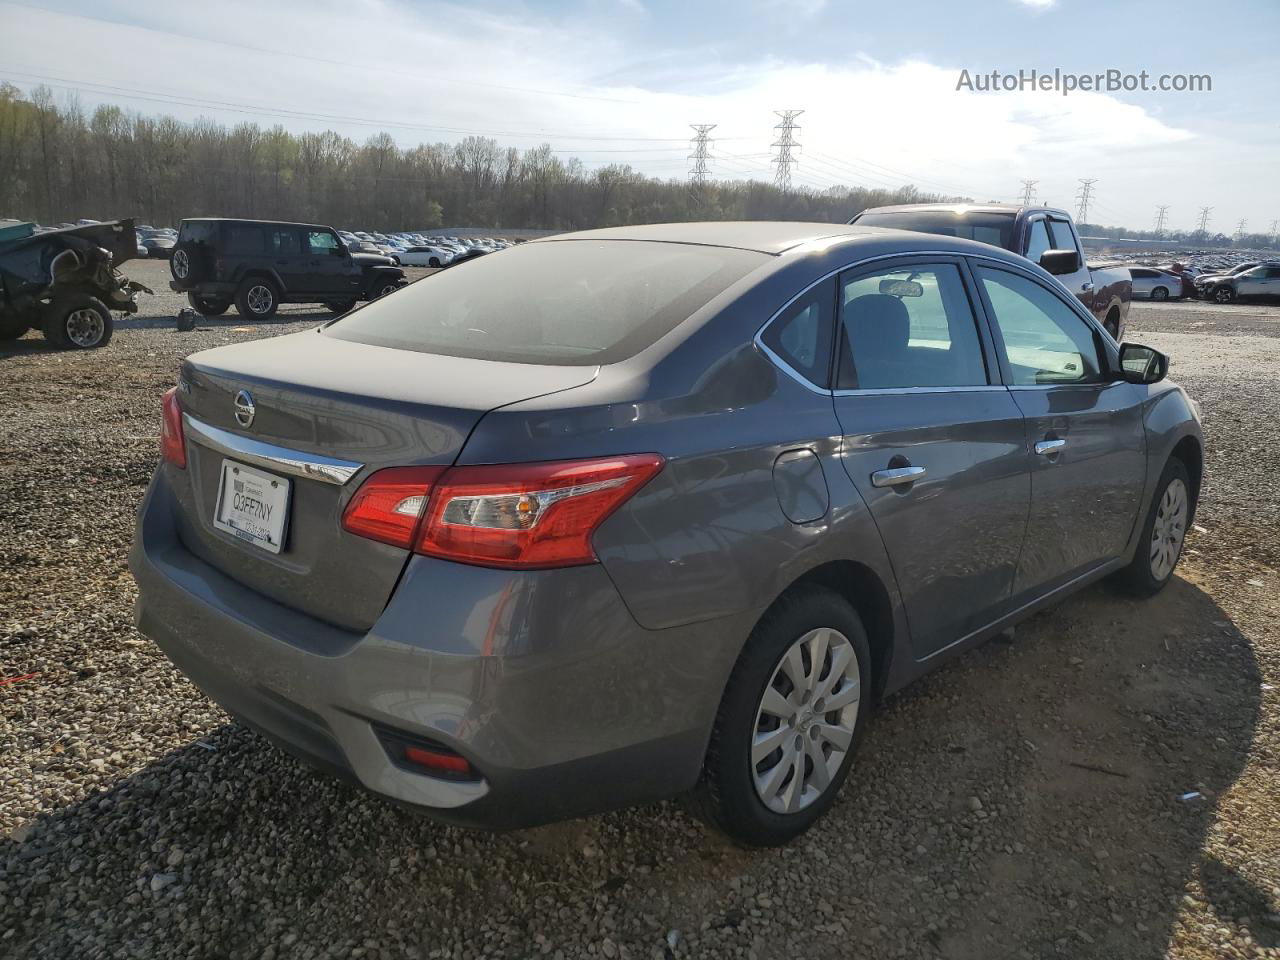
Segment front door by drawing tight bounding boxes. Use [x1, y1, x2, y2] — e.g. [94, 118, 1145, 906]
[302, 229, 358, 297]
[1236, 265, 1280, 299]
[832, 258, 1030, 660]
[971, 263, 1148, 599]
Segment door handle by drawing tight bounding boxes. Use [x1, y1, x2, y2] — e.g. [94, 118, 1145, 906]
[1035, 438, 1067, 456]
[871, 466, 926, 488]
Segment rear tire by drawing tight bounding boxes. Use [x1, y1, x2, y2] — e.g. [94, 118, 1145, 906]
[429, 257, 441, 268]
[1113, 458, 1193, 596]
[691, 586, 871, 847]
[235, 278, 279, 320]
[325, 300, 357, 314]
[370, 279, 400, 299]
[187, 293, 229, 316]
[42, 293, 113, 349]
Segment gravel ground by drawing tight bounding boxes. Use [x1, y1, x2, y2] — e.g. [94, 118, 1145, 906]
[2, 264, 1278, 960]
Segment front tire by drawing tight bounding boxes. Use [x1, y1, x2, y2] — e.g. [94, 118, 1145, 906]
[0, 315, 31, 341]
[1114, 458, 1193, 596]
[371, 279, 400, 299]
[1151, 286, 1170, 301]
[429, 257, 441, 268]
[324, 300, 357, 314]
[42, 293, 113, 349]
[235, 278, 279, 320]
[693, 586, 871, 847]
[1212, 285, 1236, 304]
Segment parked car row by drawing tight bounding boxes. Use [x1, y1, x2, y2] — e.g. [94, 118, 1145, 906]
[335, 230, 518, 266]
[1120, 259, 1280, 304]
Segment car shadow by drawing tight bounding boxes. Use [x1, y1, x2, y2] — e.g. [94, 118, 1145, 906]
[1, 576, 1263, 958]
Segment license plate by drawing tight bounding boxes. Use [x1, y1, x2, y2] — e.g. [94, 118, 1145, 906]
[213, 459, 291, 554]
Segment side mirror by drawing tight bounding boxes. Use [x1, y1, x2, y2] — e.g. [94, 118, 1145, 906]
[1039, 249, 1080, 275]
[1118, 342, 1168, 384]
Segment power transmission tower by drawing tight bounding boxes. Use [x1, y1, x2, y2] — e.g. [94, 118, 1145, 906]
[1234, 218, 1248, 241]
[1271, 219, 1279, 245]
[1075, 179, 1097, 224]
[688, 124, 716, 188]
[1196, 206, 1212, 237]
[771, 110, 804, 191]
[1153, 205, 1170, 237]
[1018, 179, 1038, 205]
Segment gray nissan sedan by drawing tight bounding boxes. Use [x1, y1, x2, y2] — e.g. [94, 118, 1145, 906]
[131, 222, 1202, 846]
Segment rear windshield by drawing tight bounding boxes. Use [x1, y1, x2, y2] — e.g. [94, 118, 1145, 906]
[323, 239, 767, 365]
[855, 211, 1016, 250]
[178, 220, 218, 244]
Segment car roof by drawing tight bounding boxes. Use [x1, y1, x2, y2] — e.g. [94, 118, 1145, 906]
[534, 221, 881, 255]
[181, 218, 335, 230]
[856, 202, 1074, 220]
[530, 220, 1039, 265]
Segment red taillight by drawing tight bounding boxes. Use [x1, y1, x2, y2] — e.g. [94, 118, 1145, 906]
[340, 466, 445, 548]
[418, 454, 664, 568]
[161, 387, 186, 468]
[341, 454, 665, 568]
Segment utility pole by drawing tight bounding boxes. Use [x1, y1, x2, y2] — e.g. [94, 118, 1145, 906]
[688, 124, 716, 188]
[1234, 218, 1248, 242]
[1196, 206, 1212, 238]
[1075, 179, 1097, 224]
[1153, 205, 1170, 238]
[771, 110, 804, 191]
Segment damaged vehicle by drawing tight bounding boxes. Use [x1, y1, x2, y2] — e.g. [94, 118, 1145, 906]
[0, 218, 151, 349]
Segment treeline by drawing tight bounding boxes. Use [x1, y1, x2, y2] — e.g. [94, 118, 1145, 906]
[1078, 221, 1278, 251]
[0, 84, 951, 231]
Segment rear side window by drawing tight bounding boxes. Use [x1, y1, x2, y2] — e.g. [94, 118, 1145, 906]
[225, 224, 265, 255]
[269, 228, 301, 255]
[324, 240, 766, 365]
[854, 211, 1015, 249]
[760, 279, 834, 387]
[837, 263, 988, 390]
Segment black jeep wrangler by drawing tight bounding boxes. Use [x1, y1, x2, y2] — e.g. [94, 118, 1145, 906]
[169, 218, 405, 319]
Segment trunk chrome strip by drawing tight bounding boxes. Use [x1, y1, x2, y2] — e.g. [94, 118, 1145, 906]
[182, 414, 364, 486]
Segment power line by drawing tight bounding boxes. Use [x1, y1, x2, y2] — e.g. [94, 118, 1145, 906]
[1153, 204, 1170, 237]
[688, 124, 716, 188]
[1075, 179, 1097, 224]
[771, 110, 803, 191]
[1018, 179, 1038, 205]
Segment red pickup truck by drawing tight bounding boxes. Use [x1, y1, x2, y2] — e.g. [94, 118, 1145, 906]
[849, 203, 1131, 340]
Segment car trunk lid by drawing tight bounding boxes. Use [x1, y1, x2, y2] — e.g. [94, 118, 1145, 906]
[171, 329, 597, 631]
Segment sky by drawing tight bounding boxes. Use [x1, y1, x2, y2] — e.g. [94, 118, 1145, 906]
[1, 0, 1276, 234]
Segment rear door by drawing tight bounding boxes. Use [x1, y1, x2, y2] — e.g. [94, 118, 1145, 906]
[972, 263, 1147, 599]
[832, 256, 1030, 659]
[266, 225, 307, 292]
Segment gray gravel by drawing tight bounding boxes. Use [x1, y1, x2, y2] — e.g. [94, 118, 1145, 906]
[2, 263, 1279, 960]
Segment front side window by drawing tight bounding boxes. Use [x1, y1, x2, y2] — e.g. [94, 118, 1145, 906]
[1025, 220, 1052, 264]
[837, 263, 988, 390]
[976, 266, 1103, 385]
[308, 230, 340, 255]
[760, 280, 833, 387]
[1048, 218, 1078, 252]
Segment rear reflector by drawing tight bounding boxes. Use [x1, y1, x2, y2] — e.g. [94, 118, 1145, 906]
[341, 466, 445, 549]
[341, 454, 665, 569]
[403, 745, 474, 778]
[160, 387, 186, 468]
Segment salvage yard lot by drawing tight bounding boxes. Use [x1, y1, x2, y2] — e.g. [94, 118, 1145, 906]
[2, 261, 1278, 960]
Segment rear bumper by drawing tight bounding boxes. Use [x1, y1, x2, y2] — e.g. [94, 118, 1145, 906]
[170, 281, 235, 297]
[129, 470, 739, 829]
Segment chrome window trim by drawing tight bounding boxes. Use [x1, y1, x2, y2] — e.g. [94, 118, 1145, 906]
[183, 414, 365, 486]
[753, 248, 1104, 395]
[833, 385, 1007, 398]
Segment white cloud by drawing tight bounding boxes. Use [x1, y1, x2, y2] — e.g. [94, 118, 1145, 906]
[1013, 0, 1056, 9]
[0, 0, 1267, 229]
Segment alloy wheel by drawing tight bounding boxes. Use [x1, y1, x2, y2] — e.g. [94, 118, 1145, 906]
[1149, 477, 1188, 581]
[65, 308, 105, 347]
[172, 249, 189, 279]
[247, 284, 274, 315]
[751, 627, 860, 814]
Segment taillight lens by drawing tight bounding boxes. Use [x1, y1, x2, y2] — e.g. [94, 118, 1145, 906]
[341, 454, 664, 568]
[341, 466, 445, 548]
[418, 454, 664, 568]
[160, 387, 186, 468]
